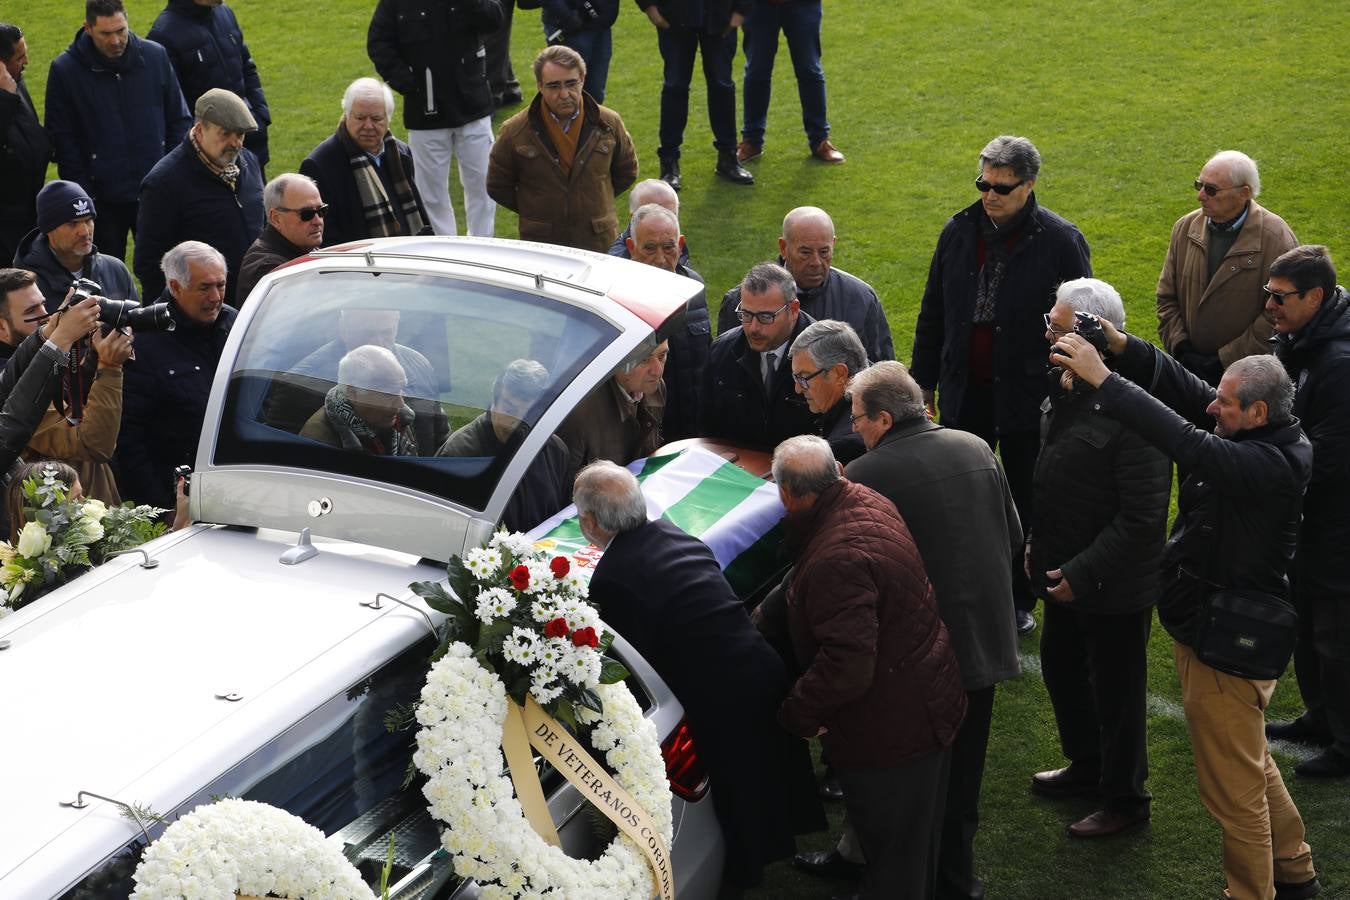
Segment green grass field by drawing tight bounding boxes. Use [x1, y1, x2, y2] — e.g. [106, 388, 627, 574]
[16, 1, 1350, 896]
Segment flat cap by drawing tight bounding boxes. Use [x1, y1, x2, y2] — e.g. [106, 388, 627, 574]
[195, 88, 257, 132]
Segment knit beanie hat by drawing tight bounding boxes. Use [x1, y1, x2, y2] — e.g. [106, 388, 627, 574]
[36, 180, 97, 234]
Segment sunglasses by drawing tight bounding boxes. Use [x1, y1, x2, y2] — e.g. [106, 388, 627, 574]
[1193, 180, 1243, 198]
[734, 302, 789, 325]
[975, 177, 1024, 196]
[277, 204, 329, 221]
[1262, 285, 1305, 306]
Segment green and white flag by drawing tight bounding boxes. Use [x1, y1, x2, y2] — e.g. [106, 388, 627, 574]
[528, 447, 786, 599]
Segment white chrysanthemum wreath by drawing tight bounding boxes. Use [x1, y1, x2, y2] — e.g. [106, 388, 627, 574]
[414, 642, 674, 899]
[130, 798, 374, 900]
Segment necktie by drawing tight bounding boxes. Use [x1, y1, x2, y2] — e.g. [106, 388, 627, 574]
[762, 351, 777, 396]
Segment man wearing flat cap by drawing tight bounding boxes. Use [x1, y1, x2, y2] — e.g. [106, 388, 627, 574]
[14, 180, 138, 312]
[134, 87, 264, 307]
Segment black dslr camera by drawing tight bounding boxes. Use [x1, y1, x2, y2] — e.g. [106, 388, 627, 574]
[1072, 310, 1110, 355]
[71, 278, 176, 332]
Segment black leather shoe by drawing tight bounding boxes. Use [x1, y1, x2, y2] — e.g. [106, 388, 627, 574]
[715, 150, 754, 185]
[793, 849, 864, 881]
[1275, 876, 1321, 899]
[659, 156, 681, 192]
[1016, 610, 1037, 635]
[819, 770, 844, 802]
[1266, 717, 1333, 747]
[1031, 765, 1099, 798]
[1067, 808, 1150, 839]
[1294, 747, 1350, 778]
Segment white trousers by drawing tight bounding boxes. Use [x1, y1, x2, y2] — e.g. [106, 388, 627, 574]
[409, 116, 496, 237]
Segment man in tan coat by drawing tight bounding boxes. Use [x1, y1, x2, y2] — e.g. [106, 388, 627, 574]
[1156, 150, 1297, 384]
[486, 45, 638, 253]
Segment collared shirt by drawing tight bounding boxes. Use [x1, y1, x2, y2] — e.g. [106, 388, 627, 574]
[1208, 202, 1251, 233]
[548, 107, 581, 135]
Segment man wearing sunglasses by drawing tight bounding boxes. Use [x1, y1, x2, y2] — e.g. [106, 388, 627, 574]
[1263, 245, 1350, 780]
[911, 135, 1092, 637]
[236, 173, 326, 305]
[1157, 150, 1298, 386]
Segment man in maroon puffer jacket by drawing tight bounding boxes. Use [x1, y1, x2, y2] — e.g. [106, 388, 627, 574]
[773, 434, 967, 900]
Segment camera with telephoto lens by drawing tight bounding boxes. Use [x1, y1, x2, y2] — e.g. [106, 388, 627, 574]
[70, 278, 176, 333]
[1073, 311, 1110, 355]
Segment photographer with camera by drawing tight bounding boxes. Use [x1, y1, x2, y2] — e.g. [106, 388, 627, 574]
[13, 181, 138, 313]
[1052, 310, 1320, 899]
[116, 241, 236, 512]
[0, 269, 133, 506]
[1024, 280, 1170, 841]
[540, 0, 618, 104]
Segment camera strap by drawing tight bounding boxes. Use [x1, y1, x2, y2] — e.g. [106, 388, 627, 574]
[56, 341, 88, 427]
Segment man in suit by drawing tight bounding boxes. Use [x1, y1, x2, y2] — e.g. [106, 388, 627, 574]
[574, 460, 824, 894]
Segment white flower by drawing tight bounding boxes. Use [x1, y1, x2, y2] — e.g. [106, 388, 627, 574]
[16, 521, 51, 558]
[530, 668, 564, 705]
[80, 498, 108, 522]
[530, 595, 560, 623]
[475, 587, 517, 623]
[489, 530, 535, 559]
[465, 546, 503, 578]
[563, 570, 589, 596]
[559, 644, 603, 688]
[536, 636, 570, 670]
[502, 627, 540, 665]
[77, 516, 104, 542]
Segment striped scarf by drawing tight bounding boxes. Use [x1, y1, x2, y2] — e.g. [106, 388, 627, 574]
[323, 385, 419, 456]
[190, 129, 240, 191]
[335, 122, 427, 238]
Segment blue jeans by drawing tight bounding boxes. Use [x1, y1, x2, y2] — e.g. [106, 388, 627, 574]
[741, 0, 829, 147]
[545, 26, 613, 105]
[657, 26, 738, 157]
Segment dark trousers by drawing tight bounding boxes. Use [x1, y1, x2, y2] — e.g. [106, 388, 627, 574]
[548, 27, 613, 105]
[950, 384, 1039, 614]
[92, 200, 138, 266]
[740, 0, 828, 147]
[937, 685, 995, 900]
[657, 26, 738, 157]
[1041, 601, 1152, 815]
[484, 0, 520, 103]
[838, 748, 951, 900]
[1292, 578, 1350, 755]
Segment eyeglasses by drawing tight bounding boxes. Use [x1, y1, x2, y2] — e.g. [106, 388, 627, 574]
[850, 412, 871, 426]
[792, 368, 827, 388]
[277, 204, 329, 221]
[735, 302, 789, 325]
[541, 78, 581, 92]
[975, 177, 1024, 196]
[1263, 285, 1306, 306]
[1193, 180, 1243, 197]
[1043, 312, 1071, 337]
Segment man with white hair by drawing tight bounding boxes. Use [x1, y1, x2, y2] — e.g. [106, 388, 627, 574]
[235, 173, 326, 304]
[1026, 278, 1170, 839]
[300, 77, 429, 248]
[574, 459, 824, 893]
[301, 344, 417, 455]
[118, 240, 236, 509]
[608, 178, 686, 261]
[1157, 149, 1298, 385]
[787, 318, 867, 463]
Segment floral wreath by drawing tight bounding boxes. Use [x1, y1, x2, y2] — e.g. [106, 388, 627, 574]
[414, 643, 674, 899]
[130, 798, 374, 899]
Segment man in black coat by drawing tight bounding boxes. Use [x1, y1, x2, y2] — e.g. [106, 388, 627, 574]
[116, 241, 236, 511]
[911, 135, 1093, 635]
[842, 360, 1022, 899]
[134, 89, 264, 307]
[703, 262, 817, 451]
[0, 24, 52, 266]
[44, 0, 192, 264]
[574, 460, 824, 892]
[368, 0, 501, 238]
[148, 0, 271, 173]
[1263, 245, 1350, 779]
[236, 173, 325, 305]
[14, 180, 138, 312]
[786, 319, 867, 465]
[1027, 283, 1170, 840]
[717, 207, 892, 364]
[301, 78, 430, 249]
[1055, 321, 1319, 900]
[623, 203, 709, 441]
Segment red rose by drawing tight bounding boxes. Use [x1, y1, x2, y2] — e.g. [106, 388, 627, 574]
[545, 617, 570, 639]
[572, 626, 599, 648]
[550, 556, 570, 578]
[509, 565, 531, 591]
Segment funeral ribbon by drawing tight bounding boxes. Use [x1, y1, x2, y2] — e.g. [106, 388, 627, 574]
[502, 697, 676, 900]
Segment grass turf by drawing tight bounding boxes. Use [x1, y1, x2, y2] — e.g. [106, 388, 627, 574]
[15, 1, 1349, 896]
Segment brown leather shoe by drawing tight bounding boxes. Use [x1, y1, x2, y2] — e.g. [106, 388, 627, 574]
[1067, 809, 1149, 839]
[1030, 765, 1099, 798]
[736, 140, 762, 163]
[812, 139, 845, 163]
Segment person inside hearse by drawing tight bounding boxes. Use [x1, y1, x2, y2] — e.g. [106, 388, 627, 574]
[438, 358, 569, 532]
[301, 345, 418, 456]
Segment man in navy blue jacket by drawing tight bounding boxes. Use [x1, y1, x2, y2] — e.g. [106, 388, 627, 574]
[44, 0, 191, 264]
[148, 0, 272, 174]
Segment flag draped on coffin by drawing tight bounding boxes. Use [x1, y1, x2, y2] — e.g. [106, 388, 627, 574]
[528, 446, 786, 599]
